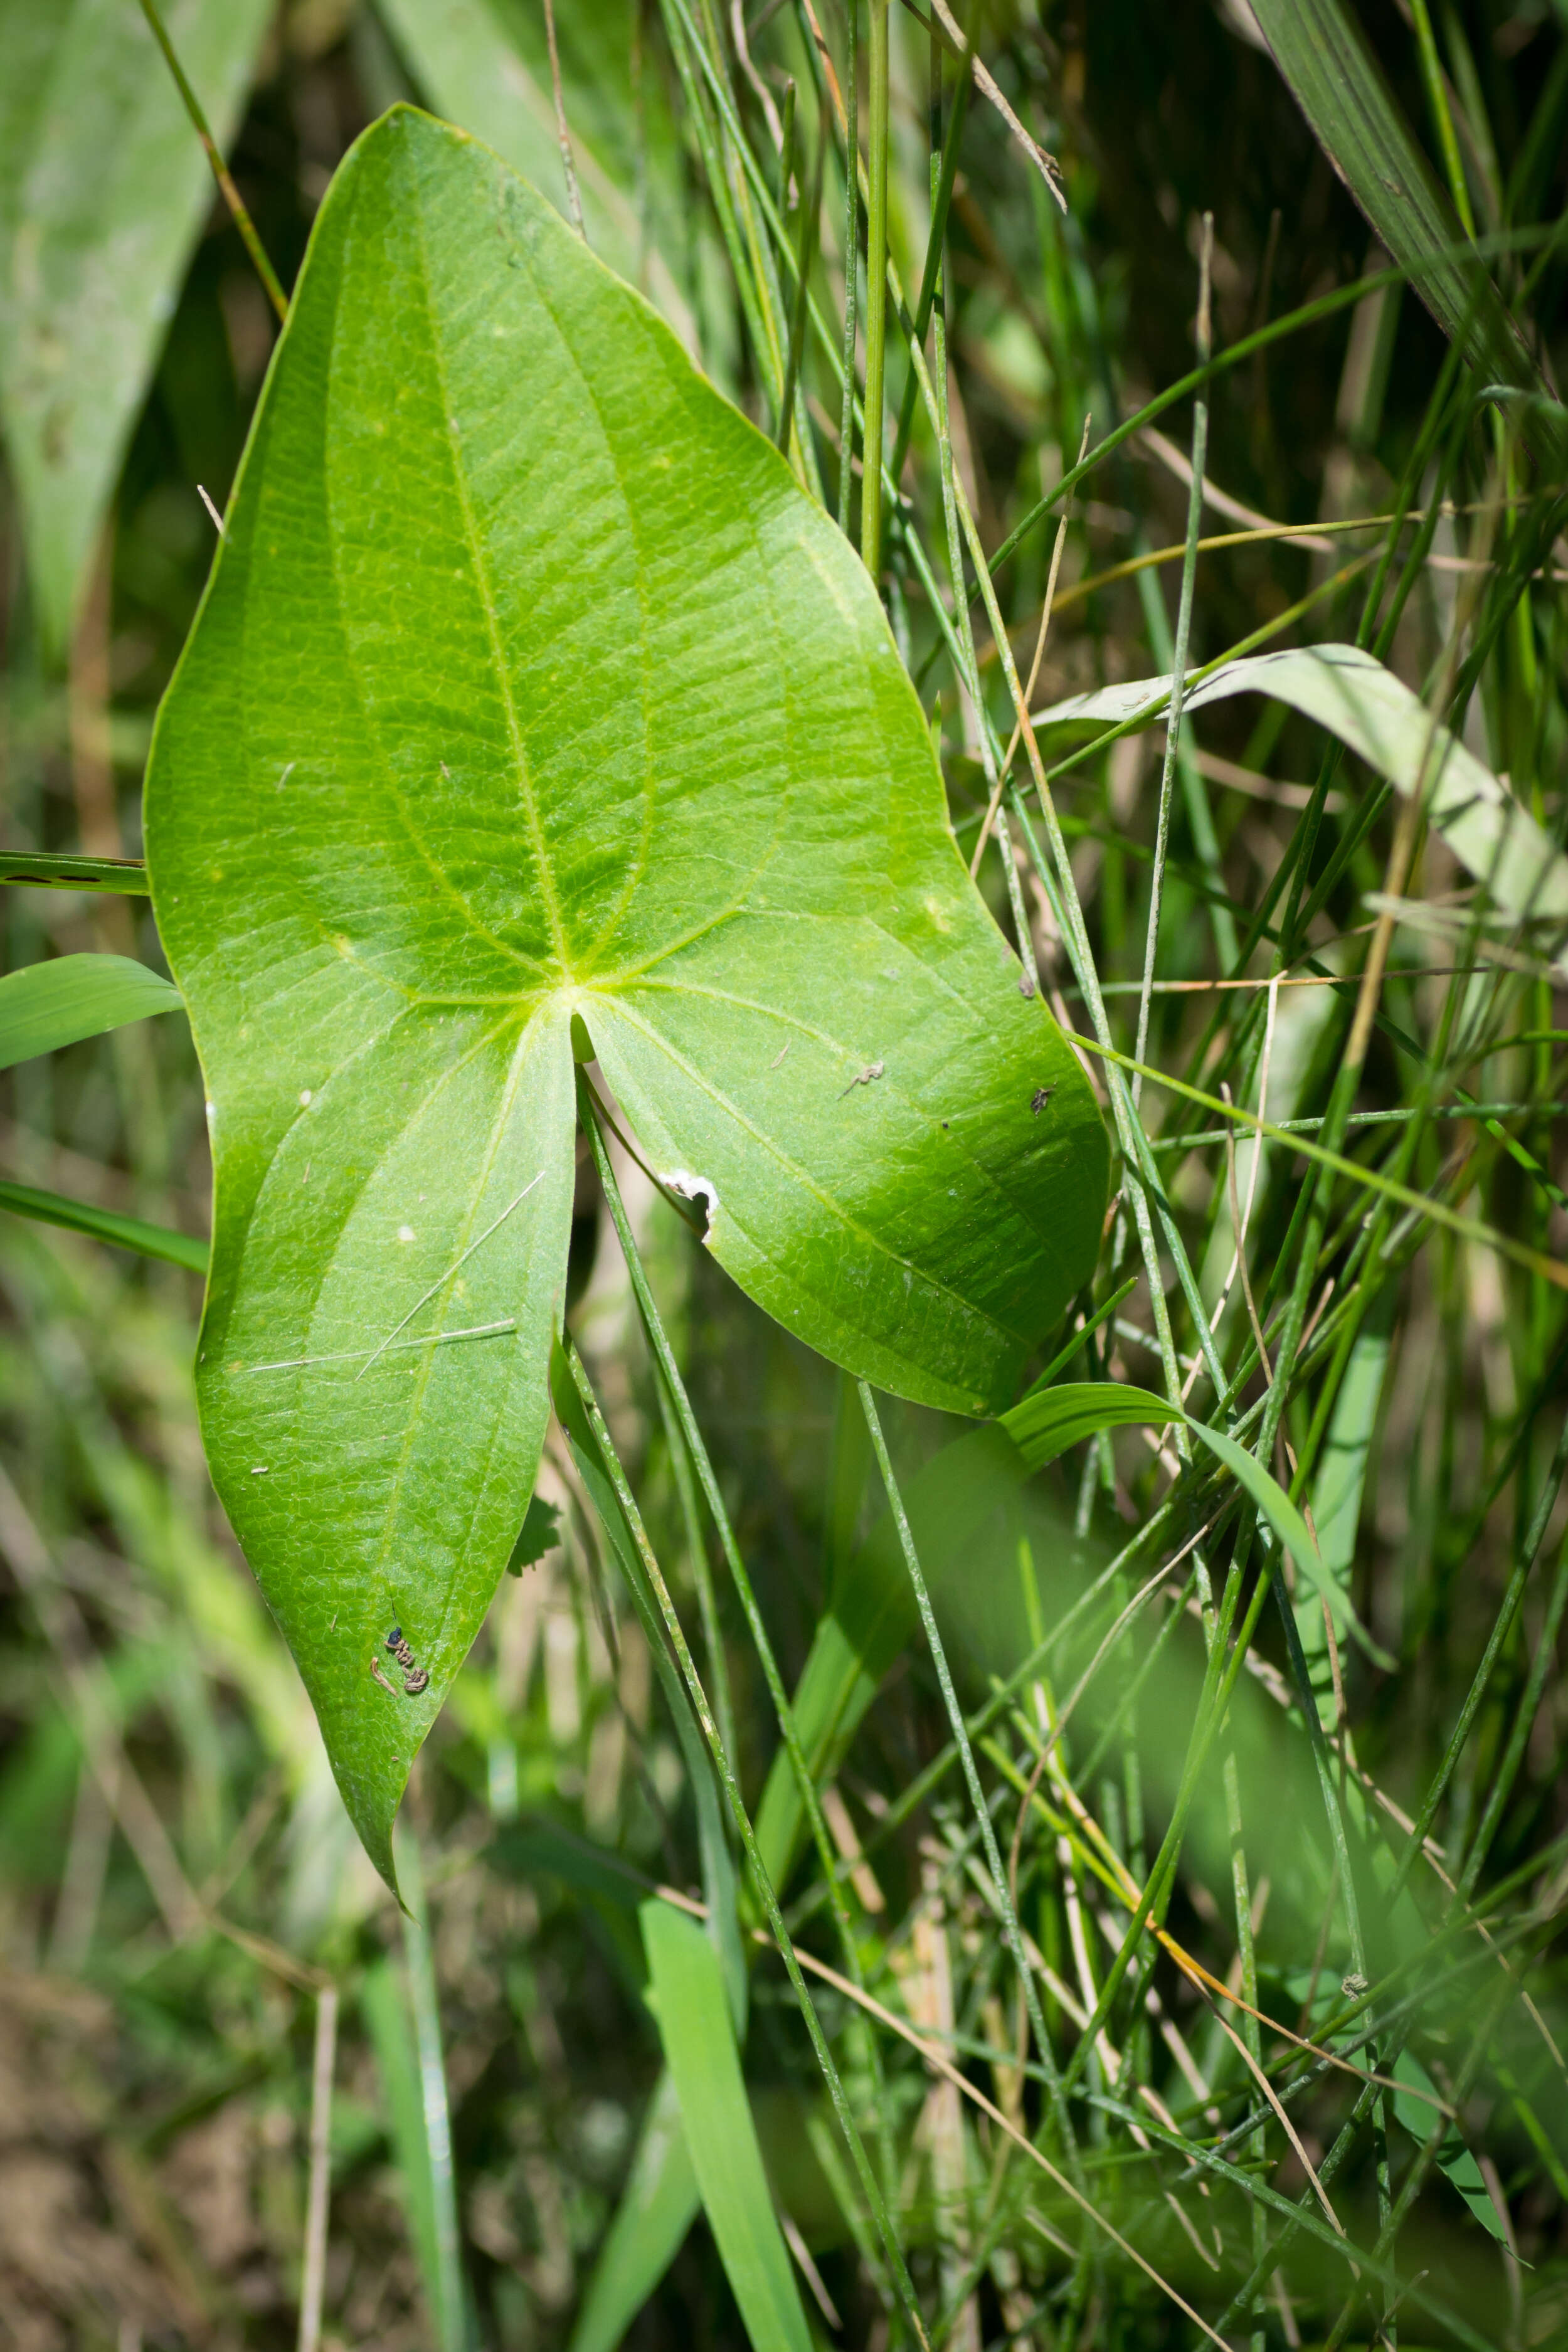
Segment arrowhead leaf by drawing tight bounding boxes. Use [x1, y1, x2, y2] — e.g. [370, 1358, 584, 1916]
[144, 106, 1107, 1885]
[0, 0, 272, 652]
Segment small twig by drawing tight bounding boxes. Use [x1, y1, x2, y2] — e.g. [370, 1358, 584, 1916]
[732, 0, 786, 151]
[921, 0, 1066, 210]
[135, 0, 287, 322]
[543, 0, 586, 239]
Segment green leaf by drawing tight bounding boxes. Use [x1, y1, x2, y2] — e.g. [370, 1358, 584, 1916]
[144, 106, 1107, 1884]
[0, 953, 183, 1071]
[753, 1419, 1029, 1890]
[1246, 0, 1559, 459]
[1012, 1381, 1390, 1665]
[375, 0, 699, 351]
[1033, 644, 1568, 950]
[1301, 1305, 1393, 1708]
[0, 0, 273, 652]
[640, 1899, 814, 2352]
[0, 1176, 207, 1273]
[1393, 2048, 1508, 2242]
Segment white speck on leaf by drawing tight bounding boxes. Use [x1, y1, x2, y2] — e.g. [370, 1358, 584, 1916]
[252, 1465, 268, 1475]
[398, 1226, 415, 1242]
[299, 1088, 312, 1106]
[664, 1170, 718, 1237]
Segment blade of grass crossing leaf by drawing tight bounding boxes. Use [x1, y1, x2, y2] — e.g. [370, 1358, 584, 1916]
[0, 953, 182, 1070]
[135, 0, 286, 319]
[642, 1900, 813, 2352]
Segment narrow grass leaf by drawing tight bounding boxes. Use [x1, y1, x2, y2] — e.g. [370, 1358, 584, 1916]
[1034, 642, 1568, 945]
[641, 1899, 813, 2352]
[361, 1958, 454, 2345]
[1006, 1381, 1390, 1663]
[1248, 0, 1557, 456]
[0, 1178, 207, 1273]
[0, 954, 183, 1071]
[1393, 2048, 1509, 2241]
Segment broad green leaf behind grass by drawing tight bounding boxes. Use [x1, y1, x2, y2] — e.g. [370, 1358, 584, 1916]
[0, 0, 272, 652]
[376, 0, 701, 352]
[144, 105, 1107, 1885]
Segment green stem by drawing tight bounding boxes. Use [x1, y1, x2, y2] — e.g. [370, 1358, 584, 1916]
[836, 1, 860, 534]
[860, 0, 889, 579]
[136, 0, 287, 322]
[394, 1827, 469, 2352]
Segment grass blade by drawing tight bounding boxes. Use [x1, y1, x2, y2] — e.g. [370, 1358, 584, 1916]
[641, 1897, 813, 2352]
[1248, 0, 1559, 456]
[0, 1179, 206, 1272]
[0, 952, 182, 1070]
[1032, 640, 1568, 940]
